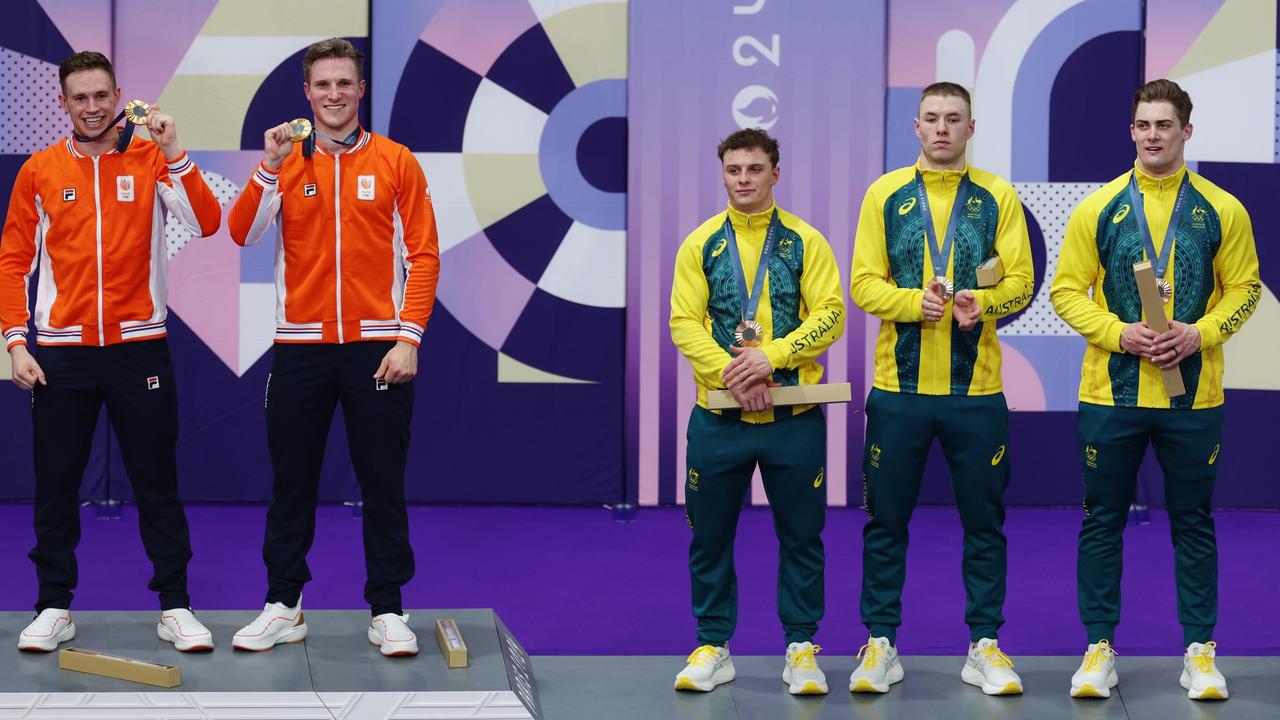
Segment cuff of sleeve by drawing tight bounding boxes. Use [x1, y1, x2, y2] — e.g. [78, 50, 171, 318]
[762, 342, 788, 371]
[253, 162, 280, 188]
[165, 151, 193, 177]
[1193, 318, 1220, 350]
[1103, 321, 1126, 354]
[970, 289, 988, 314]
[397, 321, 424, 347]
[5, 330, 27, 350]
[910, 289, 927, 322]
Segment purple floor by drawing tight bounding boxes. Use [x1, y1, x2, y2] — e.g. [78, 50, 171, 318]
[0, 504, 1275, 656]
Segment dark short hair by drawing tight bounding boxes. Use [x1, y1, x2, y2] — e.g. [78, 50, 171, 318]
[303, 38, 364, 82]
[59, 51, 115, 92]
[1132, 79, 1192, 127]
[716, 128, 780, 167]
[919, 81, 971, 114]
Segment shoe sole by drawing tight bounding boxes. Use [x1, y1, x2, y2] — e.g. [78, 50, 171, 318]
[157, 624, 213, 652]
[849, 662, 903, 693]
[1071, 671, 1118, 699]
[1180, 671, 1228, 700]
[367, 628, 419, 656]
[675, 665, 735, 692]
[18, 624, 75, 652]
[232, 623, 308, 651]
[782, 666, 828, 695]
[961, 664, 1022, 695]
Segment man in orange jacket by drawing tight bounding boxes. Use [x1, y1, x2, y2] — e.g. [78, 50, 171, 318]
[0, 51, 221, 652]
[228, 38, 440, 656]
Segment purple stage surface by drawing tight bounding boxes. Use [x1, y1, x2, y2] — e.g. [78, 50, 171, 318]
[0, 504, 1274, 657]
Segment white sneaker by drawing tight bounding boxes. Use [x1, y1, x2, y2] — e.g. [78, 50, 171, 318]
[157, 608, 214, 652]
[232, 601, 307, 651]
[18, 608, 75, 652]
[849, 636, 903, 693]
[782, 641, 828, 695]
[1070, 640, 1119, 698]
[1180, 641, 1228, 700]
[674, 645, 735, 692]
[961, 637, 1022, 695]
[368, 613, 419, 656]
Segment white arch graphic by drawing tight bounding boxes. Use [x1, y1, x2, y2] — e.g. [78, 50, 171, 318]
[970, 0, 1083, 178]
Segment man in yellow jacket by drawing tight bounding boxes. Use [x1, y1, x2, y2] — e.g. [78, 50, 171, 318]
[1052, 79, 1260, 702]
[669, 129, 845, 695]
[849, 82, 1033, 696]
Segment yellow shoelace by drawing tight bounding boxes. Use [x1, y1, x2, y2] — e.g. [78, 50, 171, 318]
[1082, 640, 1118, 672]
[1189, 641, 1217, 674]
[856, 642, 884, 670]
[789, 644, 821, 670]
[982, 644, 1015, 669]
[686, 645, 721, 666]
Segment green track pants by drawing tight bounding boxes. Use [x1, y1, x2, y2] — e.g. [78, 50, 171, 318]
[685, 405, 827, 646]
[1077, 402, 1224, 647]
[859, 388, 1011, 643]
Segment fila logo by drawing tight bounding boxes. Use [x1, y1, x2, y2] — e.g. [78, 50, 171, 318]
[303, 183, 317, 197]
[375, 378, 389, 391]
[117, 175, 135, 202]
[357, 175, 375, 200]
[1112, 204, 1130, 224]
[898, 197, 917, 215]
[62, 187, 76, 202]
[146, 376, 160, 390]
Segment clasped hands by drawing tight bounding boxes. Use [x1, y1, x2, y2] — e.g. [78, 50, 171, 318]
[923, 278, 981, 330]
[722, 345, 777, 412]
[1120, 321, 1200, 369]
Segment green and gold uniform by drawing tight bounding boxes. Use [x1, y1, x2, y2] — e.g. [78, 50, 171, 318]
[670, 202, 845, 646]
[850, 162, 1033, 643]
[1051, 163, 1261, 646]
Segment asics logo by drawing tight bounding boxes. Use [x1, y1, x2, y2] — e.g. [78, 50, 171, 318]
[990, 445, 1005, 466]
[1208, 444, 1220, 465]
[711, 238, 728, 257]
[1113, 204, 1131, 224]
[813, 468, 824, 489]
[898, 198, 917, 215]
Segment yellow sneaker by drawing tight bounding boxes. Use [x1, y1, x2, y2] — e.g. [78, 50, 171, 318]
[674, 644, 734, 692]
[849, 636, 903, 693]
[1181, 641, 1228, 700]
[783, 641, 828, 695]
[1070, 640, 1118, 698]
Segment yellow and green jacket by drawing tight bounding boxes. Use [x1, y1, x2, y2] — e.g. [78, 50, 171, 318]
[1050, 163, 1261, 409]
[850, 162, 1033, 395]
[670, 203, 845, 424]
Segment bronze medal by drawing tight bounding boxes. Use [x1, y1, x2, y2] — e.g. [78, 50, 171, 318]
[930, 275, 954, 302]
[734, 320, 764, 348]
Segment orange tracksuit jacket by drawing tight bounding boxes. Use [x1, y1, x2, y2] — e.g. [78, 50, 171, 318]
[227, 129, 440, 346]
[0, 137, 221, 349]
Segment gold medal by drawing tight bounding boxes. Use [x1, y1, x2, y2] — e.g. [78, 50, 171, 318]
[930, 275, 954, 302]
[124, 100, 150, 125]
[1156, 278, 1172, 304]
[287, 118, 313, 143]
[734, 320, 764, 348]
